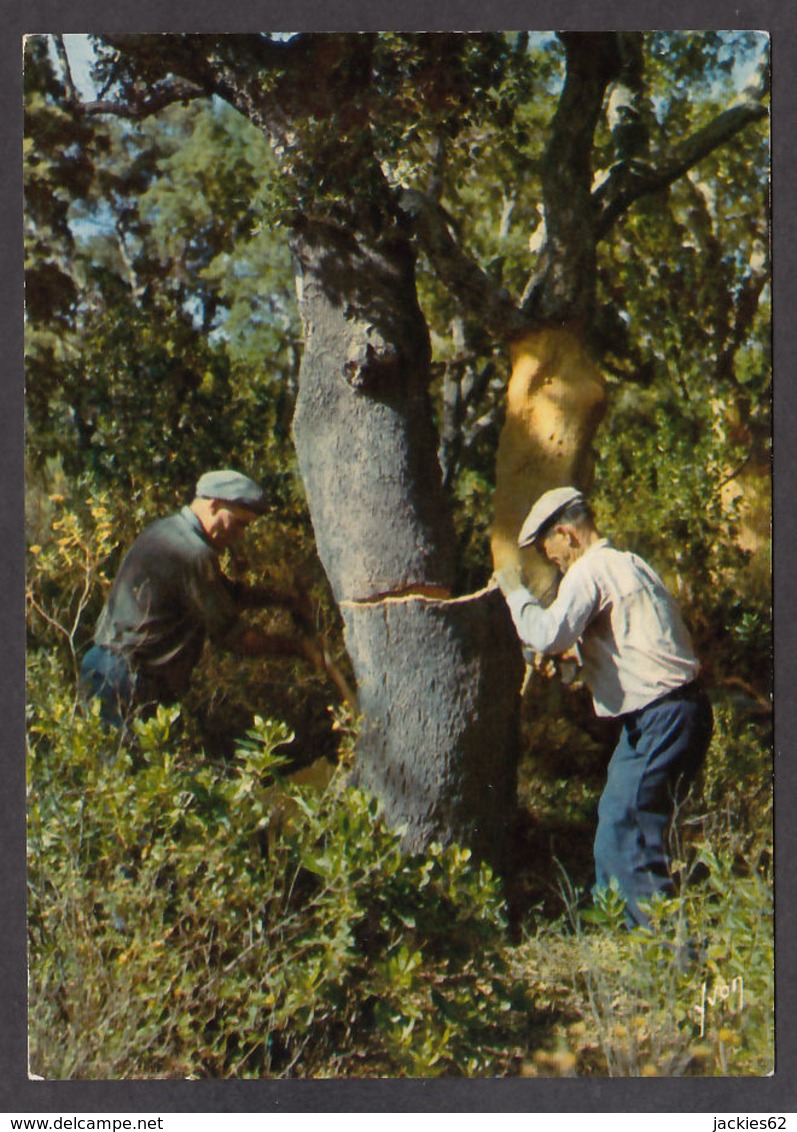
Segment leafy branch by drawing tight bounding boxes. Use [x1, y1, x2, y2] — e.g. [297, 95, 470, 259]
[593, 100, 769, 239]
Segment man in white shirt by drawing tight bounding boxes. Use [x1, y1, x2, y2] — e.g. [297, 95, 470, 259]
[494, 486, 713, 927]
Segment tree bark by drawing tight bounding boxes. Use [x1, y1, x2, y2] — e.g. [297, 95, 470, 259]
[290, 216, 524, 864]
[290, 219, 456, 603]
[341, 588, 523, 868]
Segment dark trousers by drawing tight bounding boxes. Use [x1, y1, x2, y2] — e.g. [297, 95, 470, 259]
[593, 683, 714, 926]
[79, 644, 135, 728]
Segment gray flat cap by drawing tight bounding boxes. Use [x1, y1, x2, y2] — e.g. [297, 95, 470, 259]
[195, 470, 267, 514]
[517, 486, 585, 548]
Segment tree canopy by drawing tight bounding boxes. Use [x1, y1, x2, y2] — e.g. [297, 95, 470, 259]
[26, 30, 769, 535]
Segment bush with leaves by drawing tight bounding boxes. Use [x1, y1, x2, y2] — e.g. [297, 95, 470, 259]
[27, 661, 539, 1079]
[512, 819, 773, 1079]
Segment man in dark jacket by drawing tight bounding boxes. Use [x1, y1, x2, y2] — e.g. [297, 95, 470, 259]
[80, 470, 313, 726]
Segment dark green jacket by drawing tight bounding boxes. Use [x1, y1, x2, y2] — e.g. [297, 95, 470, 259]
[94, 506, 241, 701]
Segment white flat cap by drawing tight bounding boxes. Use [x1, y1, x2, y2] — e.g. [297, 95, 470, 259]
[517, 486, 585, 548]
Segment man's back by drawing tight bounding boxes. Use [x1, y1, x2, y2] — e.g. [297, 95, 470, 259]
[94, 507, 237, 699]
[572, 541, 699, 716]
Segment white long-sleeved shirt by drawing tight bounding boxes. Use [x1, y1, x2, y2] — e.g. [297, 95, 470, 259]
[504, 539, 700, 718]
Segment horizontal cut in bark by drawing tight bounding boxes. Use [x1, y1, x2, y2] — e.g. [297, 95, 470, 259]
[341, 586, 524, 868]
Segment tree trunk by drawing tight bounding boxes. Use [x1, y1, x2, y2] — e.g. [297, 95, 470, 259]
[342, 588, 523, 868]
[290, 219, 456, 603]
[290, 218, 523, 864]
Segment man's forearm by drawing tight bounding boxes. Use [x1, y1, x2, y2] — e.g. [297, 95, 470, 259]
[226, 579, 315, 633]
[496, 577, 582, 657]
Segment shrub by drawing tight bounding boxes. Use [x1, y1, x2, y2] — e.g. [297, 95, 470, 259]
[27, 666, 533, 1079]
[511, 804, 773, 1078]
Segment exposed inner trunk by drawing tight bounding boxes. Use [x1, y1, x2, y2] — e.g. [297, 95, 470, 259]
[491, 326, 607, 595]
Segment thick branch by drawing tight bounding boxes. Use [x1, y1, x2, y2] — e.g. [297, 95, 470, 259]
[594, 100, 768, 238]
[525, 33, 623, 323]
[546, 34, 623, 187]
[51, 35, 79, 103]
[398, 188, 527, 340]
[83, 77, 208, 119]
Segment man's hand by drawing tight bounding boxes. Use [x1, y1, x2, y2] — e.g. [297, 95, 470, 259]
[492, 565, 524, 598]
[526, 644, 583, 685]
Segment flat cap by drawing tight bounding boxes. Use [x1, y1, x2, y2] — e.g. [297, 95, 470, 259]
[195, 470, 267, 514]
[517, 486, 585, 548]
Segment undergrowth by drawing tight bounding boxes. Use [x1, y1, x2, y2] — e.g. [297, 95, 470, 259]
[27, 656, 773, 1079]
[27, 662, 535, 1079]
[26, 488, 773, 1079]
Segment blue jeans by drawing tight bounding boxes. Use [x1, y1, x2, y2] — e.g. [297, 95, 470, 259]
[593, 683, 714, 926]
[79, 645, 135, 728]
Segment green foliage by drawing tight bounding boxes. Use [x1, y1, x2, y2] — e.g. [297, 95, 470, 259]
[25, 52, 299, 497]
[699, 698, 772, 836]
[27, 665, 531, 1079]
[23, 37, 99, 324]
[28, 635, 773, 1078]
[594, 390, 735, 577]
[514, 820, 773, 1078]
[581, 879, 629, 933]
[592, 383, 771, 695]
